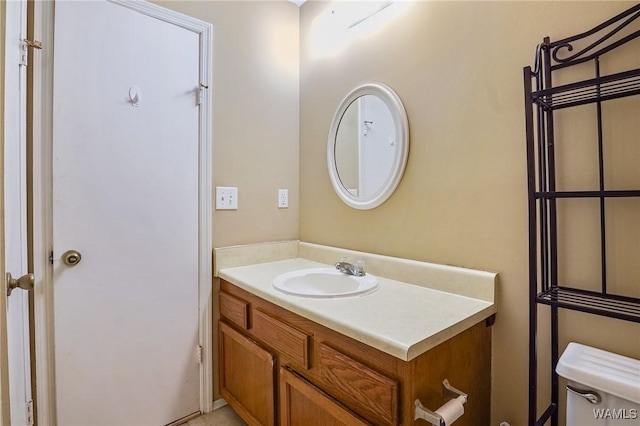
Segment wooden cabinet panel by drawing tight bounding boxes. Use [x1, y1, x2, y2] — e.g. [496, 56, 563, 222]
[220, 291, 250, 329]
[219, 322, 275, 426]
[253, 308, 310, 369]
[318, 343, 399, 425]
[280, 367, 370, 426]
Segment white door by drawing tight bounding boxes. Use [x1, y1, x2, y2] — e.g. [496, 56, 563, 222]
[4, 0, 33, 424]
[358, 95, 396, 198]
[52, 1, 201, 424]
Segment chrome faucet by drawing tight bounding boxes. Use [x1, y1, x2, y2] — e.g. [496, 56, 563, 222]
[335, 259, 366, 277]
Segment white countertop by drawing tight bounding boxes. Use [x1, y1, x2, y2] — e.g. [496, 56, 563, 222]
[218, 257, 496, 361]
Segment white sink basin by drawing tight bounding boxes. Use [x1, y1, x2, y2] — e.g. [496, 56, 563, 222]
[273, 268, 378, 298]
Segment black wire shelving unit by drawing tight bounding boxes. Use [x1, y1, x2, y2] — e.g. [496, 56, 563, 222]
[523, 4, 640, 426]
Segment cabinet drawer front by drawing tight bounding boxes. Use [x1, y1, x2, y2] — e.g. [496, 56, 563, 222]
[280, 367, 370, 426]
[319, 344, 399, 425]
[253, 309, 310, 369]
[220, 291, 249, 329]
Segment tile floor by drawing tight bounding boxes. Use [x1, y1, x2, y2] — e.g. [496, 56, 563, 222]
[186, 405, 247, 426]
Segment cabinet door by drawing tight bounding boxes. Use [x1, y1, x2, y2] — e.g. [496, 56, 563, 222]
[280, 367, 370, 426]
[219, 321, 275, 426]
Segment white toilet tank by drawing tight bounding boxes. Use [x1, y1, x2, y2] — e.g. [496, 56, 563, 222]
[556, 342, 640, 426]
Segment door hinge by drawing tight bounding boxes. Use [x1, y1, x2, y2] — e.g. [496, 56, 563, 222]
[26, 400, 34, 426]
[49, 251, 54, 264]
[19, 39, 42, 67]
[196, 87, 204, 106]
[196, 83, 208, 106]
[197, 345, 202, 364]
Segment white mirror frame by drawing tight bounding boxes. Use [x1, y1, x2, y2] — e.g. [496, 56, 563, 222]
[327, 82, 409, 210]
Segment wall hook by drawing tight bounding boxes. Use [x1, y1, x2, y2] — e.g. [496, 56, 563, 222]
[129, 86, 142, 107]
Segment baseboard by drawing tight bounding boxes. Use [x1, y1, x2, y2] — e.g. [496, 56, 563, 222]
[212, 398, 228, 411]
[166, 411, 200, 426]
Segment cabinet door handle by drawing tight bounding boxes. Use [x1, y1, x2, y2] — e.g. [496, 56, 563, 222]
[567, 385, 601, 404]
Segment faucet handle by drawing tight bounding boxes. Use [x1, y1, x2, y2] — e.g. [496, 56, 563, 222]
[353, 260, 365, 276]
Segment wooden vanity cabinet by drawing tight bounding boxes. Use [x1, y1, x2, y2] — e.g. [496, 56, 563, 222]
[219, 280, 492, 426]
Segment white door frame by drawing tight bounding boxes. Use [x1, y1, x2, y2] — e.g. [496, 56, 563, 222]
[3, 0, 33, 424]
[31, 1, 213, 423]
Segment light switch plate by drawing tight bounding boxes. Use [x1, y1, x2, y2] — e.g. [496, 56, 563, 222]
[216, 187, 238, 210]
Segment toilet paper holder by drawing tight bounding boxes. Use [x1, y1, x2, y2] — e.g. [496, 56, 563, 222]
[414, 379, 468, 426]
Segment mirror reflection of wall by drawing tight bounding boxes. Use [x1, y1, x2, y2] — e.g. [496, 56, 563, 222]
[335, 95, 396, 198]
[335, 100, 359, 195]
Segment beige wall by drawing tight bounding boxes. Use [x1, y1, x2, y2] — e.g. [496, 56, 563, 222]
[299, 2, 640, 425]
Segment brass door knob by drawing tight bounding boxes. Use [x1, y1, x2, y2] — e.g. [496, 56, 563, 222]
[62, 250, 82, 267]
[7, 272, 34, 296]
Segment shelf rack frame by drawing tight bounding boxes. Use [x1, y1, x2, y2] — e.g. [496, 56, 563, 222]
[523, 4, 640, 426]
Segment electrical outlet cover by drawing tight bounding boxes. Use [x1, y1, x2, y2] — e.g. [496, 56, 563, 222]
[278, 189, 288, 208]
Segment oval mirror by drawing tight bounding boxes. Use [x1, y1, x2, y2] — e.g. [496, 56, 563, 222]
[327, 83, 409, 210]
